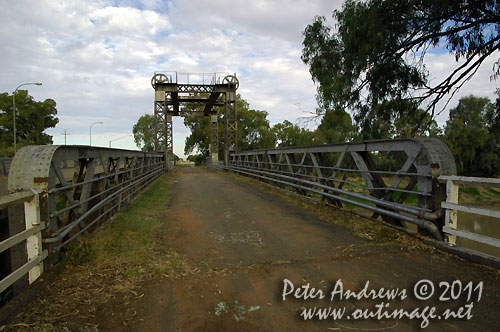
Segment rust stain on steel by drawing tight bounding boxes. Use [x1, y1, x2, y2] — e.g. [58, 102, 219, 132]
[34, 177, 49, 184]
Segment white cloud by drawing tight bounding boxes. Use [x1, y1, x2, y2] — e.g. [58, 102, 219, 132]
[0, 0, 498, 158]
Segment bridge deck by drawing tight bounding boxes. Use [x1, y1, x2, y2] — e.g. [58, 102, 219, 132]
[4, 167, 500, 331]
[129, 168, 499, 331]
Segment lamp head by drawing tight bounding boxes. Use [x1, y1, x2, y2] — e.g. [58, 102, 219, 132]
[34, 83, 42, 86]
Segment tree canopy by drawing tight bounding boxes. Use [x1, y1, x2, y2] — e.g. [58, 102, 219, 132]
[444, 94, 500, 176]
[132, 114, 156, 152]
[0, 90, 58, 157]
[317, 108, 356, 143]
[272, 120, 322, 147]
[302, 0, 499, 133]
[183, 94, 276, 158]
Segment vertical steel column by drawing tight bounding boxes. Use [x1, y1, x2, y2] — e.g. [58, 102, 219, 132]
[154, 89, 166, 153]
[166, 114, 174, 170]
[154, 87, 173, 170]
[224, 91, 237, 165]
[210, 113, 218, 162]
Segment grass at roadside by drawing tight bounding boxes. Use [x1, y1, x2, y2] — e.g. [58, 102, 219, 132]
[2, 172, 178, 332]
[459, 185, 500, 204]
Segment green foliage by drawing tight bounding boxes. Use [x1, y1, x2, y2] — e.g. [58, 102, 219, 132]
[487, 188, 500, 198]
[55, 194, 68, 211]
[352, 99, 441, 140]
[302, 0, 499, 133]
[392, 191, 417, 206]
[132, 114, 156, 152]
[272, 120, 323, 147]
[64, 239, 96, 266]
[444, 95, 499, 176]
[183, 94, 276, 157]
[393, 108, 442, 139]
[459, 186, 481, 197]
[317, 108, 356, 143]
[183, 106, 211, 157]
[187, 154, 205, 166]
[237, 104, 276, 151]
[0, 90, 58, 157]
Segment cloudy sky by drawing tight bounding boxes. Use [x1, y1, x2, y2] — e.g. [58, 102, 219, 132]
[1, 0, 498, 157]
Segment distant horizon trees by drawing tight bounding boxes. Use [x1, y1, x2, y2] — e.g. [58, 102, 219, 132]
[178, 92, 499, 177]
[444, 92, 500, 176]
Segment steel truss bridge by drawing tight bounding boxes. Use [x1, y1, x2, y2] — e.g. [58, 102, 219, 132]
[1, 71, 499, 305]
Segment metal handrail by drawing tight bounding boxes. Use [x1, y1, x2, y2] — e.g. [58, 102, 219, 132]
[225, 165, 443, 240]
[49, 160, 164, 194]
[48, 167, 164, 248]
[227, 165, 440, 218]
[230, 162, 431, 196]
[50, 163, 164, 217]
[233, 159, 431, 178]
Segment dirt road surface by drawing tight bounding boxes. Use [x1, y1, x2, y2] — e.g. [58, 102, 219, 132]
[111, 168, 499, 331]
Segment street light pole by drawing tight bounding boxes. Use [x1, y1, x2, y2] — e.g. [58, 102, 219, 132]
[13, 82, 42, 153]
[109, 134, 132, 148]
[89, 121, 103, 146]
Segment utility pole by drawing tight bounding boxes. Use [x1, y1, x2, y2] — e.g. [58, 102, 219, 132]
[61, 130, 70, 145]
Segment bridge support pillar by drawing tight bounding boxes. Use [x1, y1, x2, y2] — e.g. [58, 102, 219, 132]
[154, 90, 174, 171]
[210, 113, 218, 162]
[224, 91, 237, 166]
[166, 114, 174, 170]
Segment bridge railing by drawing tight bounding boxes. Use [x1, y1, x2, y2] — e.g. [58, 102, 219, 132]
[3, 145, 165, 294]
[0, 191, 46, 293]
[219, 138, 457, 240]
[439, 176, 500, 248]
[153, 71, 231, 85]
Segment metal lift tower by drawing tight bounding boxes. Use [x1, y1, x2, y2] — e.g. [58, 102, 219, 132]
[151, 72, 239, 170]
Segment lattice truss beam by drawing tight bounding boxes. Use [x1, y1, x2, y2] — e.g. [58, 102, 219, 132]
[8, 146, 164, 253]
[226, 138, 457, 239]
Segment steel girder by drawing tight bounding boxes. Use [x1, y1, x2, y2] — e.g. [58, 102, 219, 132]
[8, 145, 165, 253]
[226, 138, 457, 240]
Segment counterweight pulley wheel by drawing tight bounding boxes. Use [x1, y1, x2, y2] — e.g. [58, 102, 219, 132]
[222, 75, 239, 90]
[151, 73, 169, 88]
